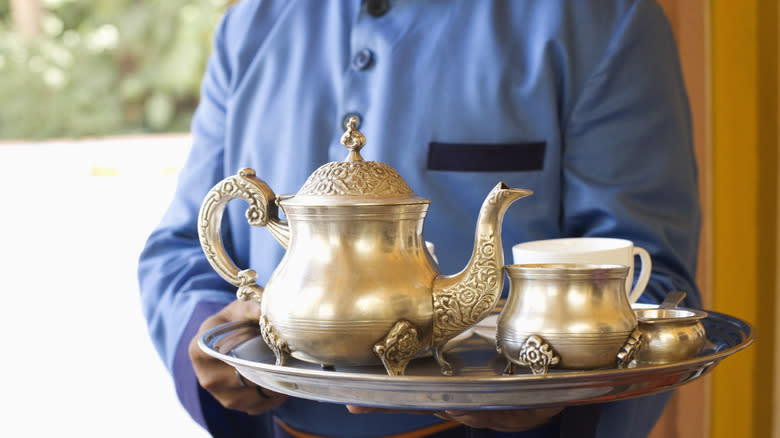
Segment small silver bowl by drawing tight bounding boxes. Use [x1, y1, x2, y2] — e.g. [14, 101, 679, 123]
[633, 307, 708, 365]
[499, 264, 640, 375]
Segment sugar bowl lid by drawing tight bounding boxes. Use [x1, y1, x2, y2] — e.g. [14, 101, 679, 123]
[282, 117, 427, 206]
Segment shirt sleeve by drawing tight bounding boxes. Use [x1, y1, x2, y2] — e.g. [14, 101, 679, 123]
[136, 8, 257, 433]
[562, 0, 701, 309]
[554, 2, 700, 437]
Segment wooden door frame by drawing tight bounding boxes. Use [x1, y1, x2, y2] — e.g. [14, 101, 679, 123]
[651, 2, 712, 436]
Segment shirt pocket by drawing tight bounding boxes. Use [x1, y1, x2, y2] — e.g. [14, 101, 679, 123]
[427, 142, 546, 172]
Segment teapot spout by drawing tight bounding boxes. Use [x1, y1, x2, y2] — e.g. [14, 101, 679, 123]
[431, 182, 532, 353]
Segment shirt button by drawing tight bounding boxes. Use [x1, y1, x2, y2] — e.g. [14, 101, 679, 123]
[352, 49, 374, 70]
[366, 0, 390, 17]
[341, 113, 362, 130]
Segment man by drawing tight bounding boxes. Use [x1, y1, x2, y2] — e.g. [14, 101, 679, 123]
[139, 1, 701, 436]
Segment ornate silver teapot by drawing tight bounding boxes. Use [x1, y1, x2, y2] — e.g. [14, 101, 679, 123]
[198, 118, 532, 376]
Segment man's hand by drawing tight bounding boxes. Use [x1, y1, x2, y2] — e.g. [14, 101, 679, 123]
[346, 406, 563, 432]
[433, 407, 563, 432]
[188, 299, 288, 415]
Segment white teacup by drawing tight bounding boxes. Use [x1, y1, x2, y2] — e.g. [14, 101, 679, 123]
[512, 237, 651, 303]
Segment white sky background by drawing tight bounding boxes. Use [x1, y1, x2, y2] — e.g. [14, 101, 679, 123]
[0, 136, 210, 437]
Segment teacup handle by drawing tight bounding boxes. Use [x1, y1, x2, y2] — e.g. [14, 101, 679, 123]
[628, 247, 652, 303]
[198, 168, 290, 305]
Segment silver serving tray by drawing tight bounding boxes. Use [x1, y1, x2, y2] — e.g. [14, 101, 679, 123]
[199, 311, 753, 410]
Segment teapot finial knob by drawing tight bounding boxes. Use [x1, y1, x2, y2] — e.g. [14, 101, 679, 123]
[340, 117, 366, 162]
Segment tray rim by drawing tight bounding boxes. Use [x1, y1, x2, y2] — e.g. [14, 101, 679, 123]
[200, 310, 754, 385]
[199, 310, 755, 409]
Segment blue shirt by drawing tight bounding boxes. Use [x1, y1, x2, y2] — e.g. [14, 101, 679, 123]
[138, 0, 701, 436]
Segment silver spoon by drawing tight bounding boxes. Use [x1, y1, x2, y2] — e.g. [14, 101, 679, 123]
[660, 290, 687, 309]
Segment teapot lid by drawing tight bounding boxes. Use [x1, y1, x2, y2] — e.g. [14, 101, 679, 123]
[282, 117, 427, 206]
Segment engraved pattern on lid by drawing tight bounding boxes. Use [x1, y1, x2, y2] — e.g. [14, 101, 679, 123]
[297, 161, 413, 197]
[291, 117, 418, 201]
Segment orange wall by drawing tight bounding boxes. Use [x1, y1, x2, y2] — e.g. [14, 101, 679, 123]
[711, 1, 778, 437]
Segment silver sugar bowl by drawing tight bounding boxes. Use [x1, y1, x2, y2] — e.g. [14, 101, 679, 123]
[633, 307, 707, 365]
[197, 118, 532, 376]
[498, 263, 642, 375]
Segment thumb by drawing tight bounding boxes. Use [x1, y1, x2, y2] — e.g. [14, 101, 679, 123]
[224, 297, 262, 321]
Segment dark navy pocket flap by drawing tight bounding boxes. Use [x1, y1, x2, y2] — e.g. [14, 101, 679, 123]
[427, 142, 546, 172]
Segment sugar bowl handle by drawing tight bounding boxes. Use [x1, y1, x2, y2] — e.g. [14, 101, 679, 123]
[198, 168, 289, 304]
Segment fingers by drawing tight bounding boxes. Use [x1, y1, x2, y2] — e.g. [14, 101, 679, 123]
[346, 405, 432, 415]
[348, 405, 564, 432]
[188, 300, 287, 416]
[345, 405, 374, 414]
[434, 407, 564, 432]
[196, 365, 286, 415]
[213, 298, 262, 323]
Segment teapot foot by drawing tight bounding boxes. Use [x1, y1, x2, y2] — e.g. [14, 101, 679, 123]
[433, 347, 453, 376]
[373, 320, 423, 376]
[517, 335, 560, 376]
[260, 315, 290, 367]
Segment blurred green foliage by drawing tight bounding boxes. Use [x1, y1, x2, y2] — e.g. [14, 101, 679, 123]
[0, 0, 227, 140]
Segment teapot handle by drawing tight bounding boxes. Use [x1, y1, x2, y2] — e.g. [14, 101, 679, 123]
[198, 168, 289, 304]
